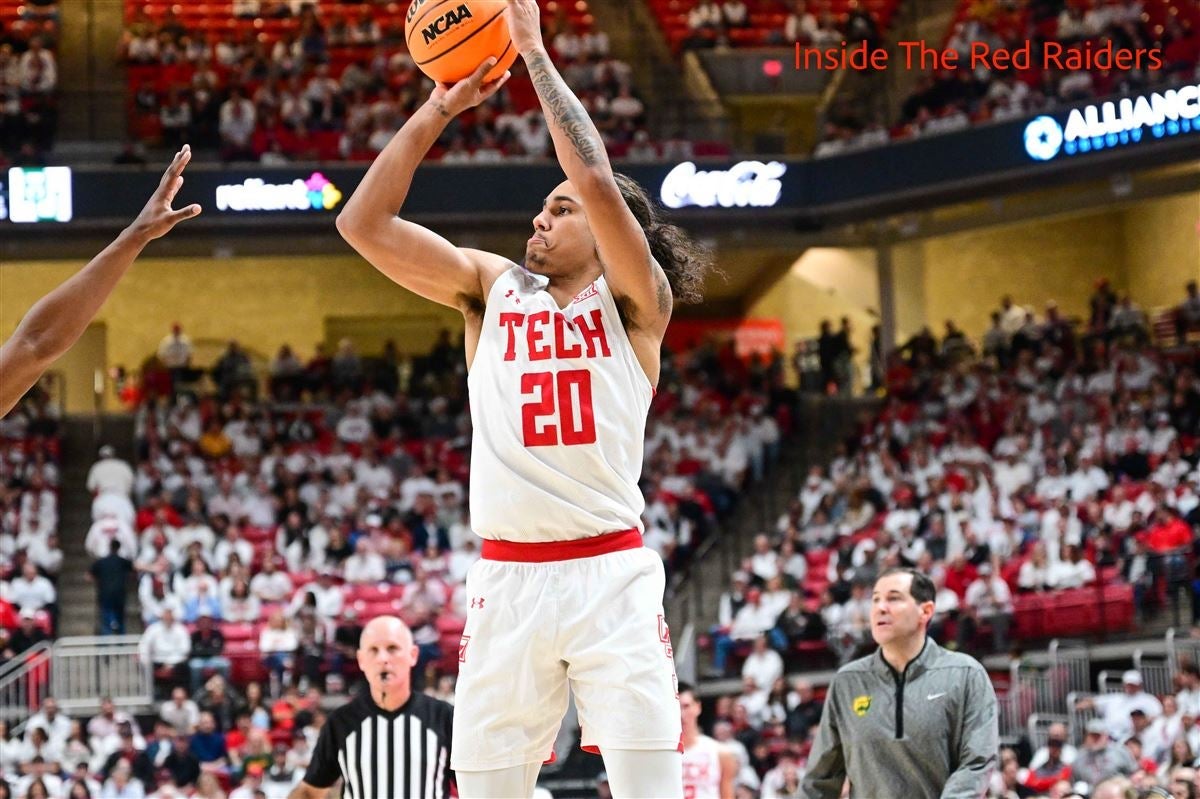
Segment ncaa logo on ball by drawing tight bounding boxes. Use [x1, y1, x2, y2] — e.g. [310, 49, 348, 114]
[422, 3, 474, 44]
[853, 695, 872, 717]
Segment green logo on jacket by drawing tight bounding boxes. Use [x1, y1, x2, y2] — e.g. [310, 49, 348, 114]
[853, 695, 871, 717]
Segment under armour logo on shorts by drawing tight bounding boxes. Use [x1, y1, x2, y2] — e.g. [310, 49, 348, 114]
[470, 597, 486, 609]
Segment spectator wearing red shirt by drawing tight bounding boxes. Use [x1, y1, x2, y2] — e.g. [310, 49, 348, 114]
[943, 552, 979, 599]
[1144, 508, 1191, 554]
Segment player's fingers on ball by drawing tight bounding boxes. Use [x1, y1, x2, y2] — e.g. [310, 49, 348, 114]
[471, 57, 497, 83]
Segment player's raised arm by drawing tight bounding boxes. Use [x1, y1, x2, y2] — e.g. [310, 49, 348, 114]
[0, 146, 201, 418]
[335, 62, 514, 313]
[505, 0, 672, 332]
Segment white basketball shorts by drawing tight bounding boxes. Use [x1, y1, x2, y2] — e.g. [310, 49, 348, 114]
[450, 529, 683, 772]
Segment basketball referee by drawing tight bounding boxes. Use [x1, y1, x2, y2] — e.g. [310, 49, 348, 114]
[289, 616, 454, 799]
[802, 567, 998, 798]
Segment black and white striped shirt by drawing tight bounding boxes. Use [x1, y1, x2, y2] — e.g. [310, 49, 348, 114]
[303, 690, 453, 799]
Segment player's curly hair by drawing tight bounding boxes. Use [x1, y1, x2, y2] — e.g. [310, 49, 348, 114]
[613, 172, 717, 306]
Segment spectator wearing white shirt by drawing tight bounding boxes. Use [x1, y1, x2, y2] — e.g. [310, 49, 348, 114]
[218, 86, 256, 161]
[92, 491, 136, 527]
[87, 446, 134, 497]
[9, 560, 56, 612]
[139, 606, 192, 687]
[1153, 447, 1190, 488]
[25, 696, 72, 746]
[1067, 454, 1110, 500]
[260, 610, 299, 689]
[777, 539, 807, 584]
[784, 0, 820, 43]
[160, 687, 200, 734]
[960, 562, 1013, 652]
[799, 467, 832, 520]
[19, 482, 57, 538]
[212, 526, 253, 573]
[1018, 543, 1054, 592]
[1150, 413, 1178, 456]
[175, 559, 219, 603]
[993, 451, 1033, 498]
[240, 480, 277, 528]
[1075, 670, 1163, 742]
[742, 635, 784, 699]
[18, 37, 56, 94]
[727, 588, 778, 646]
[448, 537, 480, 584]
[336, 404, 372, 444]
[687, 0, 723, 33]
[249, 557, 294, 603]
[1175, 664, 1200, 720]
[354, 450, 394, 498]
[290, 571, 344, 620]
[749, 534, 779, 582]
[928, 572, 960, 642]
[87, 697, 135, 749]
[722, 0, 750, 27]
[1049, 544, 1096, 589]
[1034, 460, 1070, 503]
[1028, 722, 1079, 770]
[220, 580, 261, 623]
[1104, 485, 1137, 532]
[138, 572, 176, 625]
[1105, 416, 1150, 456]
[343, 537, 386, 584]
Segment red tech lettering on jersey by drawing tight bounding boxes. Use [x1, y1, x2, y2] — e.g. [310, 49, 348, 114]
[498, 309, 612, 362]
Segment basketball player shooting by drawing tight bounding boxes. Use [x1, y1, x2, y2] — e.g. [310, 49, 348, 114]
[336, 1, 712, 795]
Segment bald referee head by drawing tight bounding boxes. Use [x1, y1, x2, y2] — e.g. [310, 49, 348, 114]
[357, 615, 420, 711]
[291, 614, 454, 799]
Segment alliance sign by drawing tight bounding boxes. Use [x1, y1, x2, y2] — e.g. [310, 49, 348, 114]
[659, 160, 786, 210]
[1023, 83, 1199, 161]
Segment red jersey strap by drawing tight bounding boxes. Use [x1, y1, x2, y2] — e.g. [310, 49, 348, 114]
[480, 528, 642, 563]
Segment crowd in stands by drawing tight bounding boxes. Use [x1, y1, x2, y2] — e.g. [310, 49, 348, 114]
[696, 279, 1200, 796]
[117, 0, 696, 164]
[815, 0, 1200, 155]
[650, 0, 892, 53]
[0, 384, 63, 665]
[0, 0, 61, 168]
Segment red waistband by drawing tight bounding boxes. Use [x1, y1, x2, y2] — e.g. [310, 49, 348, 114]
[480, 528, 643, 563]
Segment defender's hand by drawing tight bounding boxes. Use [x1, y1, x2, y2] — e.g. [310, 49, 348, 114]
[127, 145, 202, 243]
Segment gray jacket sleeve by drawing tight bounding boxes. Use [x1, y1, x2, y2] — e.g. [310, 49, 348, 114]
[802, 683, 846, 799]
[940, 665, 999, 799]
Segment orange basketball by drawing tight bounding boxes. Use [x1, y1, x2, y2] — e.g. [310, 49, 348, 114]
[405, 0, 519, 84]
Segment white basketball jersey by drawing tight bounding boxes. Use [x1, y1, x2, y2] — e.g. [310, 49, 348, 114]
[682, 734, 724, 799]
[467, 266, 652, 542]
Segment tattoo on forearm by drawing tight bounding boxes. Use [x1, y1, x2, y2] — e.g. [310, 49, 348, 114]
[526, 51, 602, 167]
[433, 101, 450, 119]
